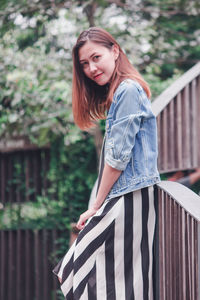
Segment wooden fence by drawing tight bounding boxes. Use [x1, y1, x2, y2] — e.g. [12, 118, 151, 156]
[0, 147, 64, 300]
[0, 147, 50, 205]
[152, 62, 200, 299]
[152, 62, 200, 173]
[154, 181, 200, 300]
[0, 229, 62, 300]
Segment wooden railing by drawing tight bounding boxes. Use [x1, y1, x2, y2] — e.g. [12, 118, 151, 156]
[152, 62, 200, 174]
[0, 148, 62, 300]
[0, 148, 50, 205]
[154, 181, 200, 300]
[0, 229, 64, 300]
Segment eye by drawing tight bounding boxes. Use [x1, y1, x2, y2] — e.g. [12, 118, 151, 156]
[81, 61, 88, 69]
[93, 55, 100, 62]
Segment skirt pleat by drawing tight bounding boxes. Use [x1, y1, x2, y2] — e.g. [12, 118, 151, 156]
[53, 185, 156, 300]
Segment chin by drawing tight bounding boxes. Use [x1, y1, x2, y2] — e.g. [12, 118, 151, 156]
[97, 82, 107, 86]
[97, 79, 109, 86]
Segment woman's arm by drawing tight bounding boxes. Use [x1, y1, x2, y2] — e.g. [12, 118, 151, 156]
[76, 162, 121, 230]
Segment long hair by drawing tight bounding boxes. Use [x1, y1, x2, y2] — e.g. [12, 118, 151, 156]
[72, 27, 151, 130]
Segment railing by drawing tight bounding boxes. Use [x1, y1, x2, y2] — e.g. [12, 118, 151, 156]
[0, 229, 64, 300]
[0, 147, 63, 300]
[154, 181, 200, 300]
[0, 148, 50, 205]
[152, 62, 200, 174]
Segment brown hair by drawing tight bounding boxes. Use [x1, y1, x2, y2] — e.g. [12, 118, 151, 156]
[72, 27, 151, 130]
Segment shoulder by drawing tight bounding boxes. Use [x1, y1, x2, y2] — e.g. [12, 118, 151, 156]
[109, 79, 144, 117]
[113, 79, 145, 110]
[114, 79, 144, 100]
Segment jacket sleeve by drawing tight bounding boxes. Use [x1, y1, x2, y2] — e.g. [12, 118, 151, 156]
[105, 81, 152, 171]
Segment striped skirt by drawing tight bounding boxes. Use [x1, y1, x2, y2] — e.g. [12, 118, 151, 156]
[53, 185, 156, 300]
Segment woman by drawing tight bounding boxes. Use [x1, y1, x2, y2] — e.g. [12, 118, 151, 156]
[53, 27, 160, 300]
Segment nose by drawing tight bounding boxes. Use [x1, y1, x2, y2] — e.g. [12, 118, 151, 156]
[89, 62, 97, 74]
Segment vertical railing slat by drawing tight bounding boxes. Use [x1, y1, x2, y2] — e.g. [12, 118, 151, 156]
[16, 230, 21, 300]
[181, 208, 187, 300]
[178, 205, 183, 299]
[176, 92, 183, 170]
[164, 192, 170, 299]
[182, 85, 191, 169]
[190, 80, 198, 167]
[198, 223, 200, 300]
[159, 189, 165, 299]
[53, 229, 60, 300]
[162, 109, 168, 171]
[8, 230, 17, 300]
[156, 114, 162, 171]
[172, 201, 180, 300]
[186, 214, 191, 299]
[0, 231, 6, 299]
[196, 76, 200, 166]
[168, 101, 175, 170]
[190, 218, 195, 299]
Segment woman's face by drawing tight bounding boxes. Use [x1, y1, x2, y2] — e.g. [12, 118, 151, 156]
[79, 41, 119, 86]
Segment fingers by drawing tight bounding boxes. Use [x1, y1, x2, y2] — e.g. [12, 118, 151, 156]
[76, 221, 85, 230]
[76, 208, 98, 230]
[76, 214, 85, 230]
[76, 223, 85, 230]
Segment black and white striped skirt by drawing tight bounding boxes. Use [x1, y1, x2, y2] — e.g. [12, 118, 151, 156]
[53, 185, 156, 300]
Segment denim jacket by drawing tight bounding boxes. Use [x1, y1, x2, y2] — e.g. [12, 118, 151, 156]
[104, 79, 160, 200]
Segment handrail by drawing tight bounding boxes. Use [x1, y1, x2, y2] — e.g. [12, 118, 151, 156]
[154, 181, 200, 300]
[157, 181, 200, 222]
[152, 61, 200, 116]
[151, 61, 200, 173]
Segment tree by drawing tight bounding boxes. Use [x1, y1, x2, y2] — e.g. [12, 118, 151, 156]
[1, 0, 199, 144]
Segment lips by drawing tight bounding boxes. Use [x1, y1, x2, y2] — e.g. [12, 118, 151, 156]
[93, 73, 103, 80]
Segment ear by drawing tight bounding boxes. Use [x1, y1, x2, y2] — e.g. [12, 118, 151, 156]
[112, 44, 119, 61]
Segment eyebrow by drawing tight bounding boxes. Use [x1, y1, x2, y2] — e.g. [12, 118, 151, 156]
[79, 52, 99, 63]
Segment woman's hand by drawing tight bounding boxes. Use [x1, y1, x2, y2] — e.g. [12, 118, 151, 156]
[76, 207, 98, 230]
[76, 164, 121, 231]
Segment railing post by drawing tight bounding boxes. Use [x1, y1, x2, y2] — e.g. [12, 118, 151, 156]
[198, 223, 200, 300]
[153, 185, 159, 300]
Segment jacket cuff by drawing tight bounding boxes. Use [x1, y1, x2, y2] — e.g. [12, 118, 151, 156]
[105, 153, 128, 171]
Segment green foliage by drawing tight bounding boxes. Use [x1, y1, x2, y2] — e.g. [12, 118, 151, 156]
[0, 5, 86, 145]
[148, 12, 200, 79]
[0, 134, 97, 230]
[0, 36, 74, 145]
[47, 134, 97, 223]
[1, 0, 199, 142]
